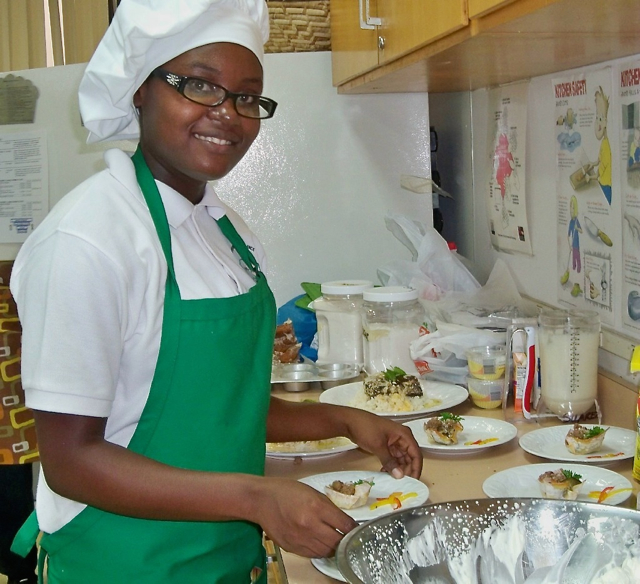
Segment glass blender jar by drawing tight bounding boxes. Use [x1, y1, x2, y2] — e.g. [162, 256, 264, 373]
[361, 286, 425, 375]
[538, 308, 600, 418]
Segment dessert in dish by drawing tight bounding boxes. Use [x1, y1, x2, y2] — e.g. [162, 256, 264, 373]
[423, 413, 464, 445]
[363, 367, 423, 398]
[538, 468, 583, 500]
[324, 478, 374, 509]
[273, 319, 301, 363]
[565, 423, 609, 455]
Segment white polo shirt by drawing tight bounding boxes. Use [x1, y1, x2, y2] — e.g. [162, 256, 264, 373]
[11, 148, 267, 533]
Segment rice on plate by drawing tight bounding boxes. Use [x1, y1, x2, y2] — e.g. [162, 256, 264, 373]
[349, 387, 442, 413]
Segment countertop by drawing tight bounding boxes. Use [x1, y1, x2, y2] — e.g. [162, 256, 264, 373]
[266, 377, 639, 583]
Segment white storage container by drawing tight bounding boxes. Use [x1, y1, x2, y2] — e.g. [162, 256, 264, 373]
[314, 280, 373, 367]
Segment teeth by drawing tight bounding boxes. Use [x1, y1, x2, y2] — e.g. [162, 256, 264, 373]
[195, 133, 232, 146]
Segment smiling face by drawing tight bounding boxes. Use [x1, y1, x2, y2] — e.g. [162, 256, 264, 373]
[134, 42, 263, 203]
[594, 90, 608, 141]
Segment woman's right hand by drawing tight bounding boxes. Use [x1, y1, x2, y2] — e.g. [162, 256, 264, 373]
[255, 477, 358, 558]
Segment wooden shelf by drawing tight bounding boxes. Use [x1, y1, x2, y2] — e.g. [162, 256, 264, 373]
[336, 0, 640, 94]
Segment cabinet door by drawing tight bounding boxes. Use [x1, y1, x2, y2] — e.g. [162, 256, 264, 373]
[377, 0, 468, 64]
[468, 0, 517, 18]
[330, 0, 379, 85]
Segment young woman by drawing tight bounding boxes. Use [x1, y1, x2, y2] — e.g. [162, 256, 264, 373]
[10, 1, 422, 582]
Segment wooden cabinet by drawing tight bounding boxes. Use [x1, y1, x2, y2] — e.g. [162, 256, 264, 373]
[330, 0, 378, 85]
[330, 0, 467, 86]
[467, 0, 516, 18]
[378, 1, 467, 64]
[332, 0, 640, 94]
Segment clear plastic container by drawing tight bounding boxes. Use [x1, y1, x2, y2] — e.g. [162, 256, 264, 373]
[314, 280, 373, 367]
[361, 286, 425, 375]
[466, 345, 507, 381]
[467, 376, 503, 409]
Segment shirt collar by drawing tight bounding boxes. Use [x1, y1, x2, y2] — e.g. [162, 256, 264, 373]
[155, 181, 227, 228]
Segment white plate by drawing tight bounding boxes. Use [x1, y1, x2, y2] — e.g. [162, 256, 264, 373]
[311, 557, 346, 582]
[483, 463, 633, 506]
[319, 380, 468, 419]
[403, 416, 518, 453]
[519, 424, 636, 464]
[266, 437, 358, 459]
[299, 470, 429, 522]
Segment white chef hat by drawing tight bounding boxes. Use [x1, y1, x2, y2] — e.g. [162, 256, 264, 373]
[78, 0, 269, 143]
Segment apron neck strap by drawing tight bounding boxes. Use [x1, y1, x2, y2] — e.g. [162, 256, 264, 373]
[131, 147, 176, 278]
[131, 147, 262, 279]
[215, 215, 261, 277]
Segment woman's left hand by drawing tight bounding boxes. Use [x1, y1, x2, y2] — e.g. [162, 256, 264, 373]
[343, 410, 423, 480]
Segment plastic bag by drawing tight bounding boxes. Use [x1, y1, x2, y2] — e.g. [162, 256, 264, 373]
[276, 294, 318, 361]
[411, 322, 505, 385]
[378, 214, 480, 301]
[420, 259, 539, 328]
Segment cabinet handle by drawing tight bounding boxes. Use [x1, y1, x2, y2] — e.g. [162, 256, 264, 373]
[358, 0, 381, 30]
[378, 35, 385, 51]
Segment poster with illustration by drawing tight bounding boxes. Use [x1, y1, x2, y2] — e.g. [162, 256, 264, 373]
[553, 68, 615, 325]
[486, 82, 531, 254]
[619, 61, 640, 333]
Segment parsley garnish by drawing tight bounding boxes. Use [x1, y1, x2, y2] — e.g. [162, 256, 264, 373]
[562, 469, 583, 482]
[383, 367, 407, 382]
[353, 479, 374, 486]
[440, 412, 463, 423]
[585, 426, 607, 438]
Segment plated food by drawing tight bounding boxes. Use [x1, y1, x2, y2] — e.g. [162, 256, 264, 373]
[423, 412, 464, 445]
[483, 463, 632, 506]
[299, 470, 429, 521]
[324, 478, 374, 509]
[404, 416, 518, 453]
[265, 437, 357, 459]
[538, 468, 583, 500]
[319, 379, 468, 419]
[519, 424, 635, 463]
[565, 423, 608, 454]
[357, 368, 437, 413]
[272, 319, 301, 363]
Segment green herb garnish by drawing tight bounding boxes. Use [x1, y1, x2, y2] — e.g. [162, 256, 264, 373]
[562, 469, 583, 482]
[585, 426, 607, 438]
[383, 367, 407, 382]
[353, 479, 375, 487]
[440, 412, 463, 423]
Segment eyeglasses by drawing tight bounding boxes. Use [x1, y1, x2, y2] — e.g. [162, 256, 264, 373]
[150, 68, 278, 120]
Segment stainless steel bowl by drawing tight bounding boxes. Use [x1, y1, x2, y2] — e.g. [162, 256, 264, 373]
[336, 498, 640, 583]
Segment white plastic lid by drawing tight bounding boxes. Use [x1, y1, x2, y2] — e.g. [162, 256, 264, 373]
[362, 286, 419, 302]
[321, 280, 374, 295]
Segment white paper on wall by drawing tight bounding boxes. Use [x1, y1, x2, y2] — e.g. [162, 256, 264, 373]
[0, 129, 48, 243]
[553, 68, 615, 325]
[485, 82, 532, 255]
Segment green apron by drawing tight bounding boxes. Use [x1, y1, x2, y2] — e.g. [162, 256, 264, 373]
[12, 147, 276, 583]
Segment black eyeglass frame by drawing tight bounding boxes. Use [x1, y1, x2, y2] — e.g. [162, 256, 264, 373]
[150, 68, 278, 120]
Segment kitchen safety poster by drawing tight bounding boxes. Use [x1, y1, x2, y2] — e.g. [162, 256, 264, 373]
[486, 82, 531, 255]
[0, 129, 48, 243]
[619, 61, 640, 332]
[553, 68, 615, 325]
